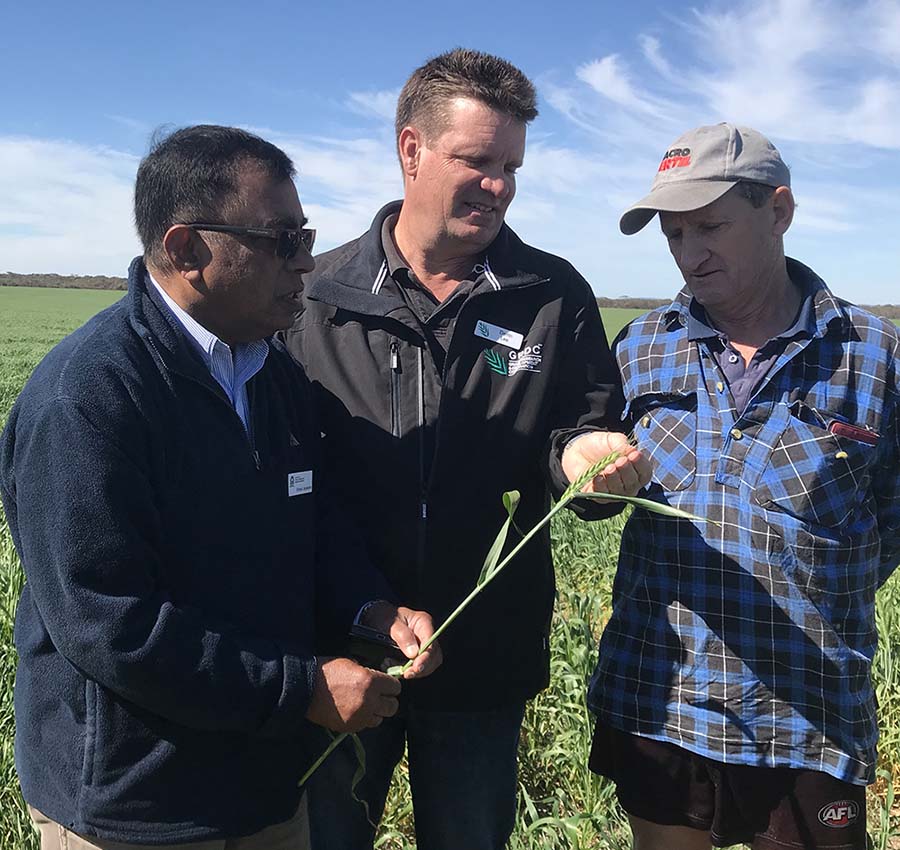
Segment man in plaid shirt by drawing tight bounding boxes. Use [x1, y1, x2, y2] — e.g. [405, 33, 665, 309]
[588, 123, 900, 850]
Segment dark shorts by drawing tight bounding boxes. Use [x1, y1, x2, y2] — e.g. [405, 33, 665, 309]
[589, 720, 868, 850]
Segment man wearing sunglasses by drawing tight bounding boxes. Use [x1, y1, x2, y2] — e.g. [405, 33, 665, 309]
[0, 124, 441, 850]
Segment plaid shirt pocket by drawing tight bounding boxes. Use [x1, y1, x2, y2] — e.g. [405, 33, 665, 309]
[633, 392, 697, 492]
[754, 405, 878, 531]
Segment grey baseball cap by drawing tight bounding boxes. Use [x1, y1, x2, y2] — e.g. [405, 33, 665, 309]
[619, 123, 790, 235]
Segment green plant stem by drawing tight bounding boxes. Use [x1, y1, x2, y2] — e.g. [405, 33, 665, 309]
[300, 449, 623, 784]
[299, 730, 348, 786]
[391, 495, 578, 675]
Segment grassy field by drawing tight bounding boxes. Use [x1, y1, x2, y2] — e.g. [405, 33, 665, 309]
[0, 287, 898, 850]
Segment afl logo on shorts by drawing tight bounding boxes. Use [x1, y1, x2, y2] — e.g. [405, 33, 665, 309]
[818, 800, 860, 828]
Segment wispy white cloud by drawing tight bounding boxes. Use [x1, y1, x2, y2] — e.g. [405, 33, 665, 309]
[551, 0, 900, 151]
[872, 0, 900, 62]
[0, 137, 140, 275]
[270, 133, 401, 249]
[3, 1, 899, 304]
[679, 0, 900, 148]
[0, 129, 401, 274]
[638, 35, 675, 81]
[538, 0, 900, 301]
[346, 89, 400, 123]
[576, 56, 671, 119]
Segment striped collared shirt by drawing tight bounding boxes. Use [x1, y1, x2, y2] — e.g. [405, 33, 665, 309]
[589, 259, 900, 784]
[148, 273, 268, 435]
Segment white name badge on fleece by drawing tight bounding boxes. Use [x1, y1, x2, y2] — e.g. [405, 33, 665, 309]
[287, 470, 313, 497]
[474, 320, 523, 350]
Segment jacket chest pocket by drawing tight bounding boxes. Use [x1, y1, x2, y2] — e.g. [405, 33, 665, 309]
[632, 392, 698, 492]
[753, 406, 877, 531]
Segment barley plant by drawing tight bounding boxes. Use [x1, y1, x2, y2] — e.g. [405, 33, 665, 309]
[0, 289, 898, 849]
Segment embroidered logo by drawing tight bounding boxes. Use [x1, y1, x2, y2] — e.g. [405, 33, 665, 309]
[509, 344, 543, 375]
[817, 800, 859, 829]
[483, 349, 508, 375]
[658, 147, 692, 172]
[483, 344, 543, 377]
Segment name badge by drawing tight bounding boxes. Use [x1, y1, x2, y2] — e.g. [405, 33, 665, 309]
[288, 470, 313, 497]
[474, 320, 523, 350]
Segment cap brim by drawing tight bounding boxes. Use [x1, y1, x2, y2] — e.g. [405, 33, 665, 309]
[619, 180, 738, 235]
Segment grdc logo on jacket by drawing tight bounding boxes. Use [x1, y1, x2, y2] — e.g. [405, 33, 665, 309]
[484, 344, 543, 377]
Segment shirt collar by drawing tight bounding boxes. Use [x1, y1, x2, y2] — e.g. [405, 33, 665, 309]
[380, 213, 487, 286]
[146, 272, 268, 370]
[381, 213, 407, 278]
[684, 273, 817, 346]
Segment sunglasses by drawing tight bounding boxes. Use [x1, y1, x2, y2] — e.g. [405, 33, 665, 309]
[186, 223, 316, 260]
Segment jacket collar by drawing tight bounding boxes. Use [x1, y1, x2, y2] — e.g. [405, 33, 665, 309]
[305, 200, 546, 317]
[125, 256, 237, 388]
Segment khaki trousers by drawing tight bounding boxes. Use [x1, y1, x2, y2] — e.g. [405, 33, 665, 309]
[28, 797, 309, 850]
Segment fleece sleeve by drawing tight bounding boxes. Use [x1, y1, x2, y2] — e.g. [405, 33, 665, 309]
[5, 395, 317, 739]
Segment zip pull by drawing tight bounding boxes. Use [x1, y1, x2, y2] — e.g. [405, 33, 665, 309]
[421, 502, 428, 520]
[390, 340, 401, 371]
[252, 450, 261, 470]
[472, 263, 486, 275]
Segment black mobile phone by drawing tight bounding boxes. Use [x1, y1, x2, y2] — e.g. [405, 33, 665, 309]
[346, 623, 407, 669]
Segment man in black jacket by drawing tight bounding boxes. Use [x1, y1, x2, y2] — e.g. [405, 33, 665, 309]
[282, 49, 650, 850]
[0, 125, 440, 850]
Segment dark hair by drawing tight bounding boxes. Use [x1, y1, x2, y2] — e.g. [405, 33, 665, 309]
[735, 181, 777, 208]
[395, 48, 538, 145]
[134, 125, 295, 268]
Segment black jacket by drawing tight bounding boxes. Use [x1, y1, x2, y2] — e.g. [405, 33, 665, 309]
[0, 259, 384, 842]
[282, 202, 624, 708]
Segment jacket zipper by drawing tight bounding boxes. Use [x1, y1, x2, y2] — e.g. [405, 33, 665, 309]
[146, 337, 261, 469]
[417, 345, 427, 571]
[390, 339, 401, 439]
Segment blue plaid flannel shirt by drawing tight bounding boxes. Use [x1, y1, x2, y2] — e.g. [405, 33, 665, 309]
[588, 259, 900, 784]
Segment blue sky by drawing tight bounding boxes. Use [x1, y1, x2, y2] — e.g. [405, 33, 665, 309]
[2, 0, 899, 303]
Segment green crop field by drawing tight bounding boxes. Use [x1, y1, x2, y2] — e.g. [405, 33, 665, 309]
[0, 287, 898, 849]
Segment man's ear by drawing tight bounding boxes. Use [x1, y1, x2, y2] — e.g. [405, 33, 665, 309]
[162, 225, 207, 280]
[398, 126, 423, 179]
[771, 186, 795, 236]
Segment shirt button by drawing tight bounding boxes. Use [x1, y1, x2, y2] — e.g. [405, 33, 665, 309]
[730, 428, 744, 440]
[716, 381, 725, 392]
[641, 415, 651, 428]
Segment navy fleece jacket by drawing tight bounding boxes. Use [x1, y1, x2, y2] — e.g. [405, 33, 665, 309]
[0, 259, 386, 843]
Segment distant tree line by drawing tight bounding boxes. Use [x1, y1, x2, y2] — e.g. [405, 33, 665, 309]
[2, 273, 898, 318]
[0, 272, 126, 291]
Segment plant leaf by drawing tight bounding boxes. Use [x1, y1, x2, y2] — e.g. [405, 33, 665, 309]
[348, 732, 377, 829]
[573, 491, 714, 523]
[477, 489, 521, 584]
